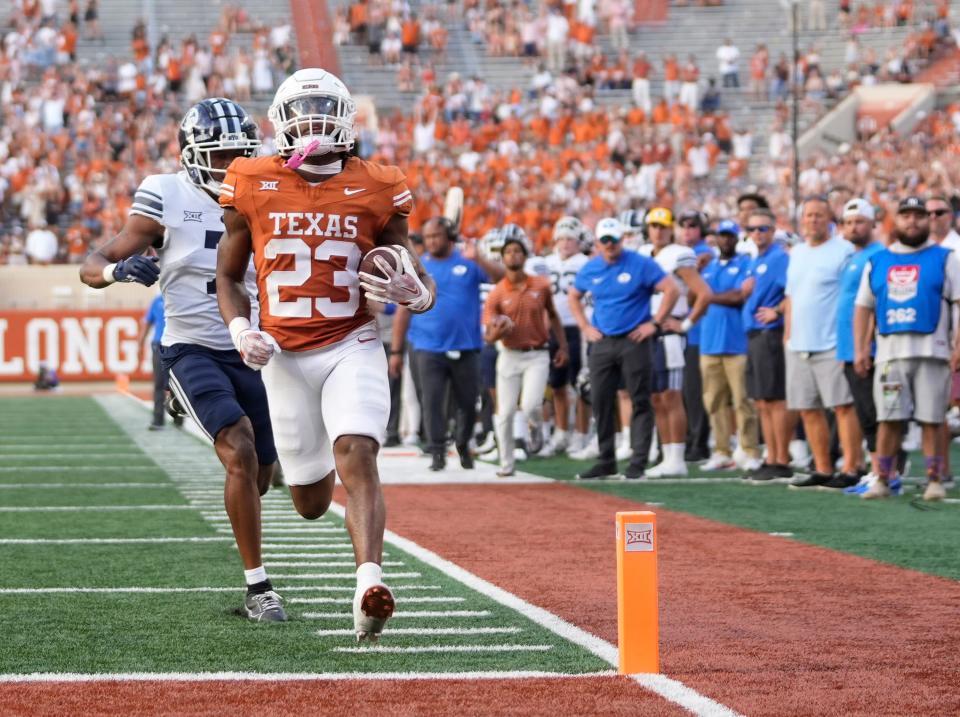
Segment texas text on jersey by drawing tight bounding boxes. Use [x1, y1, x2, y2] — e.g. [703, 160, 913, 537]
[220, 154, 414, 351]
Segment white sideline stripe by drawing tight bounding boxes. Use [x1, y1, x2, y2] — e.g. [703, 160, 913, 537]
[263, 552, 380, 559]
[0, 538, 232, 545]
[0, 670, 616, 683]
[292, 596, 463, 605]
[0, 483, 173, 489]
[259, 543, 354, 550]
[332, 645, 552, 655]
[0, 444, 134, 450]
[248, 537, 348, 543]
[0, 585, 443, 595]
[326, 502, 743, 717]
[0, 453, 146, 459]
[0, 505, 194, 512]
[266, 560, 403, 567]
[291, 585, 443, 593]
[228, 528, 344, 534]
[0, 466, 160, 472]
[317, 626, 513, 636]
[272, 572, 421, 580]
[303, 610, 490, 619]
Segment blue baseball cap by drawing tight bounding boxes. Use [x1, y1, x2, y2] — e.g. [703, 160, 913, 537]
[716, 219, 740, 236]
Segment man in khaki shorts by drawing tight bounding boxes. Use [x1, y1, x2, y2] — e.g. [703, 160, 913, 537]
[854, 196, 960, 501]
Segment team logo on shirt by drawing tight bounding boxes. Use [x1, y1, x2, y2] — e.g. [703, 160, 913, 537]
[453, 265, 468, 276]
[727, 266, 740, 275]
[887, 265, 919, 303]
[183, 210, 203, 223]
[756, 264, 767, 274]
[617, 272, 631, 283]
[259, 180, 279, 192]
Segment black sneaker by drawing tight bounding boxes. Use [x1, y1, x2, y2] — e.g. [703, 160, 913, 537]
[526, 423, 544, 455]
[745, 463, 794, 484]
[429, 453, 446, 472]
[623, 463, 646, 480]
[819, 472, 860, 492]
[788, 472, 833, 490]
[459, 451, 475, 470]
[575, 463, 620, 480]
[165, 393, 187, 420]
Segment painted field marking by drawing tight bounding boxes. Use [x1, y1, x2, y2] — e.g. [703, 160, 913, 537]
[0, 444, 135, 450]
[262, 552, 373, 559]
[0, 505, 193, 512]
[0, 585, 444, 595]
[0, 484, 174, 490]
[768, 532, 795, 537]
[259, 543, 354, 549]
[0, 538, 232, 545]
[0, 453, 148, 459]
[265, 561, 405, 568]
[331, 645, 552, 654]
[223, 527, 344, 534]
[0, 670, 616, 683]
[316, 627, 514, 636]
[0, 466, 161, 473]
[272, 572, 421, 580]
[291, 596, 464, 605]
[303, 610, 491, 619]
[326, 503, 744, 717]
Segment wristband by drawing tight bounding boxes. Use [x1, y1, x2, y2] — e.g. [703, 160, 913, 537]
[680, 317, 693, 333]
[390, 350, 404, 356]
[102, 263, 117, 284]
[228, 316, 252, 351]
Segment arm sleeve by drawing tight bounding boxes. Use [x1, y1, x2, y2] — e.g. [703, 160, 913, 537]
[129, 175, 165, 223]
[645, 257, 667, 288]
[573, 265, 590, 293]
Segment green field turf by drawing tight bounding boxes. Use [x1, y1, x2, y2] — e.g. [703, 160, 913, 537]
[513, 456, 960, 581]
[0, 396, 609, 675]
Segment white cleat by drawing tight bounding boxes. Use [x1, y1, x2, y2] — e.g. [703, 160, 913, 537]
[645, 461, 688, 478]
[354, 583, 395, 643]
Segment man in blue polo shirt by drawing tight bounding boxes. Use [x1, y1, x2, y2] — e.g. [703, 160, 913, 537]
[139, 293, 171, 430]
[390, 216, 505, 471]
[740, 208, 793, 481]
[568, 216, 679, 480]
[699, 220, 760, 472]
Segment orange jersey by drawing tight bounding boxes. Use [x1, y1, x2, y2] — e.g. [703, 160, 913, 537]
[220, 155, 413, 352]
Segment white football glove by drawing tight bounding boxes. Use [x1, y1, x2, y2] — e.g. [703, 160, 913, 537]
[229, 317, 281, 371]
[359, 245, 433, 312]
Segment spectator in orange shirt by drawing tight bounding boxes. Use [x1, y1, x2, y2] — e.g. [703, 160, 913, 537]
[401, 14, 421, 56]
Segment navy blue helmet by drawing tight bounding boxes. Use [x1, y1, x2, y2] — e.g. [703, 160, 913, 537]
[178, 98, 260, 194]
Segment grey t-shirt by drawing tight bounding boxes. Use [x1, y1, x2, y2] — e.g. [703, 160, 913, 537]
[855, 240, 960, 362]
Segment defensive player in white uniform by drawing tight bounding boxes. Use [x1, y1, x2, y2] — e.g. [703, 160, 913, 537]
[80, 99, 286, 622]
[542, 216, 591, 455]
[638, 207, 713, 476]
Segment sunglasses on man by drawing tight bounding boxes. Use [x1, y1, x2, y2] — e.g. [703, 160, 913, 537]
[746, 225, 773, 233]
[598, 235, 621, 244]
[929, 208, 951, 217]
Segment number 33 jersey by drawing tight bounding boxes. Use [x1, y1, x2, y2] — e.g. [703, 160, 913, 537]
[131, 171, 259, 351]
[220, 155, 414, 352]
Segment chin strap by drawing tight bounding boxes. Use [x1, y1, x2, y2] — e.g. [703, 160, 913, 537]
[295, 159, 343, 176]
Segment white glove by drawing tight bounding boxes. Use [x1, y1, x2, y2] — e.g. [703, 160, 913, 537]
[229, 317, 280, 371]
[359, 245, 433, 312]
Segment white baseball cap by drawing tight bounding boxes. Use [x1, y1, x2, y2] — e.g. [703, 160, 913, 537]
[842, 198, 875, 221]
[595, 217, 624, 241]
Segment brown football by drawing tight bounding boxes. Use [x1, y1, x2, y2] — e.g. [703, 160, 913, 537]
[360, 246, 402, 279]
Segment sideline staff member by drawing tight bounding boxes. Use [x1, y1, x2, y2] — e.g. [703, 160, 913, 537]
[568, 217, 679, 480]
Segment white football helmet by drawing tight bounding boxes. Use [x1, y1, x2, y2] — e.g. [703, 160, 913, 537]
[479, 228, 505, 263]
[268, 68, 357, 158]
[553, 215, 584, 243]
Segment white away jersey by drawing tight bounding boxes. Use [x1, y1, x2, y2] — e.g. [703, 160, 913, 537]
[130, 172, 259, 351]
[545, 252, 589, 326]
[638, 243, 696, 317]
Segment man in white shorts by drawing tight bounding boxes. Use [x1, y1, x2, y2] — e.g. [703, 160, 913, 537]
[216, 69, 436, 640]
[854, 196, 960, 501]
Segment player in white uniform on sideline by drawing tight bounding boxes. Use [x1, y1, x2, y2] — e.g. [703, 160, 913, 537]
[80, 98, 286, 623]
[637, 207, 714, 476]
[541, 216, 591, 455]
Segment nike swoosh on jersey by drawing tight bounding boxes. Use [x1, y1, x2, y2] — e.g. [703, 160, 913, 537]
[344, 187, 366, 195]
[358, 336, 377, 343]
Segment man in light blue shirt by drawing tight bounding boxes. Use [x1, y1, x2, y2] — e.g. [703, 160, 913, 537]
[784, 196, 859, 489]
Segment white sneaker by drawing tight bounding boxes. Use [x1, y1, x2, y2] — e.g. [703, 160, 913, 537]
[479, 447, 499, 461]
[741, 457, 763, 473]
[401, 434, 419, 447]
[513, 447, 528, 462]
[475, 432, 496, 454]
[353, 582, 395, 642]
[646, 461, 688, 478]
[566, 433, 586, 455]
[701, 453, 736, 471]
[615, 433, 632, 461]
[540, 432, 568, 457]
[569, 436, 599, 460]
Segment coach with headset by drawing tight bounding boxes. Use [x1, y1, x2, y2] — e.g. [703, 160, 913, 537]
[390, 216, 505, 472]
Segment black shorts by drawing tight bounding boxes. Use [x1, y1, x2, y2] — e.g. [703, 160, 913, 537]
[746, 328, 786, 401]
[548, 326, 582, 388]
[160, 343, 277, 465]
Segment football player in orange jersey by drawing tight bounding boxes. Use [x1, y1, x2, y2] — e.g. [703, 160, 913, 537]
[215, 68, 435, 642]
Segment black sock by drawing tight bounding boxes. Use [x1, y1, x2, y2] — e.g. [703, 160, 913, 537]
[246, 579, 273, 595]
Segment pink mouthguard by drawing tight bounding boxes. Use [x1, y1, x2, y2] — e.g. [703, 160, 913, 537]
[285, 139, 321, 169]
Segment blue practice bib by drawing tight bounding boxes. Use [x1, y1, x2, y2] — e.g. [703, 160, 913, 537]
[869, 245, 949, 335]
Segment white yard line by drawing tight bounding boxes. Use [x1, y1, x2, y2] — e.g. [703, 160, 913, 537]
[0, 670, 616, 682]
[0, 466, 160, 472]
[0, 538, 232, 545]
[316, 626, 513, 636]
[0, 483, 175, 489]
[0, 584, 445, 595]
[0, 505, 195, 512]
[264, 561, 404, 568]
[331, 645, 553, 654]
[291, 596, 464, 605]
[303, 610, 491, 619]
[271, 572, 422, 580]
